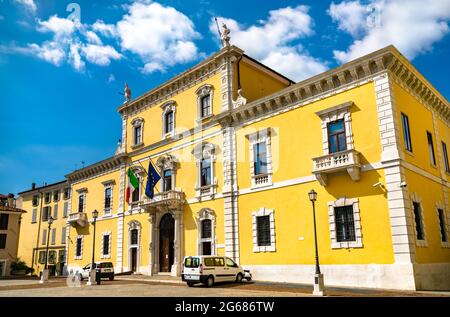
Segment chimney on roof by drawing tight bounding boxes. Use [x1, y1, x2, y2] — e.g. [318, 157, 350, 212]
[7, 193, 14, 208]
[32, 183, 36, 190]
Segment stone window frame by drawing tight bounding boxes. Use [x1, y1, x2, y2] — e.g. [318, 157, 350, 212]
[315, 101, 355, 155]
[31, 208, 37, 223]
[195, 208, 217, 255]
[129, 167, 145, 209]
[435, 201, 450, 248]
[247, 128, 273, 189]
[74, 235, 83, 260]
[41, 229, 47, 245]
[130, 117, 144, 149]
[51, 227, 56, 245]
[76, 188, 87, 213]
[195, 84, 214, 122]
[101, 231, 112, 259]
[193, 142, 218, 199]
[127, 220, 141, 272]
[161, 101, 176, 139]
[156, 154, 178, 193]
[101, 180, 115, 217]
[63, 187, 71, 200]
[410, 192, 428, 248]
[53, 190, 60, 202]
[328, 197, 363, 249]
[252, 208, 276, 253]
[61, 226, 66, 244]
[44, 192, 51, 204]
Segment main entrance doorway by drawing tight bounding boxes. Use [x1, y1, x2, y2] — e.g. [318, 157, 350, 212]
[159, 213, 175, 272]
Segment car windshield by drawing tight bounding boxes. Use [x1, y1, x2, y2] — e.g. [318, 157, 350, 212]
[184, 257, 200, 268]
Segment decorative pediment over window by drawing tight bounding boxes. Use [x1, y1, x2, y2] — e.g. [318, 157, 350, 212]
[128, 219, 141, 230]
[196, 208, 216, 221]
[131, 117, 144, 126]
[192, 142, 217, 160]
[156, 154, 178, 170]
[160, 100, 176, 111]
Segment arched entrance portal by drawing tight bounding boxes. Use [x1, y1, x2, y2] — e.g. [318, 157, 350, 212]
[159, 213, 174, 272]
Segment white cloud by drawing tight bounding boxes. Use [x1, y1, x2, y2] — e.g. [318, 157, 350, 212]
[92, 20, 117, 37]
[328, 1, 367, 37]
[85, 30, 102, 45]
[27, 42, 65, 65]
[68, 43, 85, 71]
[116, 1, 200, 73]
[81, 44, 122, 66]
[14, 0, 37, 13]
[108, 74, 115, 83]
[37, 15, 77, 36]
[210, 5, 327, 81]
[330, 0, 450, 63]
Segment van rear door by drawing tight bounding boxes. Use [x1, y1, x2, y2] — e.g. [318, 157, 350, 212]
[183, 257, 201, 281]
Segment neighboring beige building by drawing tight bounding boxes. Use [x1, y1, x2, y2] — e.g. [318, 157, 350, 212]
[0, 194, 26, 277]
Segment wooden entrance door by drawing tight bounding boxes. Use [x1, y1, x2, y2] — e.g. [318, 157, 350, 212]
[159, 213, 175, 272]
[131, 248, 137, 272]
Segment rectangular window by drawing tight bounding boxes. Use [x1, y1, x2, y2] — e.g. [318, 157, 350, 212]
[437, 209, 448, 242]
[53, 190, 59, 202]
[51, 228, 56, 245]
[44, 192, 51, 204]
[253, 142, 268, 175]
[53, 204, 58, 219]
[102, 235, 110, 256]
[442, 142, 450, 173]
[335, 206, 356, 242]
[63, 188, 70, 200]
[0, 214, 9, 230]
[134, 125, 142, 145]
[75, 237, 82, 257]
[32, 208, 37, 223]
[256, 215, 271, 246]
[32, 195, 39, 207]
[201, 95, 211, 118]
[131, 229, 138, 245]
[42, 229, 47, 245]
[63, 202, 68, 218]
[59, 250, 66, 263]
[413, 202, 425, 240]
[132, 182, 140, 202]
[0, 234, 6, 249]
[427, 131, 436, 166]
[200, 158, 212, 186]
[163, 169, 172, 192]
[328, 119, 347, 154]
[401, 113, 413, 152]
[38, 251, 46, 264]
[61, 228, 66, 244]
[104, 187, 112, 210]
[48, 250, 56, 264]
[78, 194, 85, 213]
[201, 219, 212, 239]
[42, 206, 51, 222]
[165, 111, 174, 134]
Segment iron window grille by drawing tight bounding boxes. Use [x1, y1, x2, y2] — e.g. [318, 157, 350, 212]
[75, 237, 82, 257]
[413, 202, 425, 240]
[334, 206, 356, 242]
[437, 209, 448, 242]
[256, 215, 271, 246]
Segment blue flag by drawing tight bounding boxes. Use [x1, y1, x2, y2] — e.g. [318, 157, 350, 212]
[145, 160, 161, 199]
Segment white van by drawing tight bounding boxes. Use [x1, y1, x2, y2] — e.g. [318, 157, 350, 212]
[182, 255, 246, 287]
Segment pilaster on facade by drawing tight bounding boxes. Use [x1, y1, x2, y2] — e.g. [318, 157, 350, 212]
[374, 72, 416, 264]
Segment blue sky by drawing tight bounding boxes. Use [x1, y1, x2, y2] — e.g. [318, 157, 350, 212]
[0, 0, 449, 194]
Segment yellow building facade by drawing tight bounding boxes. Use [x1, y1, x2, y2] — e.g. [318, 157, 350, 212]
[18, 45, 450, 290]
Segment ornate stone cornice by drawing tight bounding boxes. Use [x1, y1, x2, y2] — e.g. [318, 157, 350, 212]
[117, 46, 244, 117]
[65, 153, 128, 183]
[214, 45, 449, 127]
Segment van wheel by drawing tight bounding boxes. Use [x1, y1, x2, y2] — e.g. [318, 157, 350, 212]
[206, 276, 214, 287]
[109, 276, 114, 281]
[187, 282, 195, 287]
[78, 274, 83, 281]
[236, 273, 243, 283]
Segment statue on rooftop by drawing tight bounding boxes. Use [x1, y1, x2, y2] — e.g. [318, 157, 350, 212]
[221, 23, 231, 47]
[124, 83, 131, 103]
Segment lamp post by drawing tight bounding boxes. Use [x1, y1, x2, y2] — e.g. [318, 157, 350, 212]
[40, 216, 54, 283]
[309, 189, 325, 296]
[87, 209, 99, 286]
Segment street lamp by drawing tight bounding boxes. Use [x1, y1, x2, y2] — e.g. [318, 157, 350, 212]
[309, 189, 325, 296]
[40, 216, 54, 283]
[87, 209, 99, 286]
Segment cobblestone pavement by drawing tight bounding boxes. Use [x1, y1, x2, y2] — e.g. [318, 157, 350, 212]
[0, 277, 448, 297]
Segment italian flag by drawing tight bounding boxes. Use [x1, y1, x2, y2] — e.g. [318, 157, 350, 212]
[126, 168, 139, 204]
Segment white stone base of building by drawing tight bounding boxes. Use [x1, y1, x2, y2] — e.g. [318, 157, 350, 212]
[243, 263, 450, 291]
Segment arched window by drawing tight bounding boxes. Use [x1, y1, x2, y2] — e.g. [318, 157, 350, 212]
[196, 209, 216, 255]
[161, 101, 176, 138]
[131, 117, 144, 148]
[193, 143, 217, 198]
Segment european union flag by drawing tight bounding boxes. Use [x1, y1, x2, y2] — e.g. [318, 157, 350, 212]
[145, 160, 161, 199]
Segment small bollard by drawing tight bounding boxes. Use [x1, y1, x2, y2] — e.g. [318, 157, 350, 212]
[96, 268, 101, 285]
